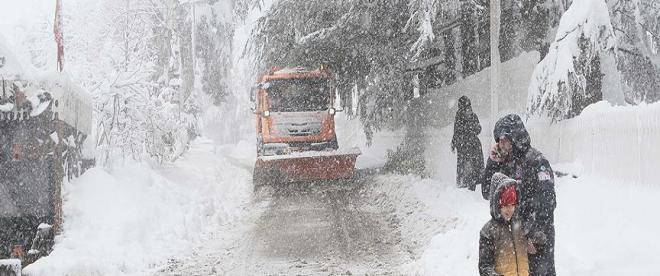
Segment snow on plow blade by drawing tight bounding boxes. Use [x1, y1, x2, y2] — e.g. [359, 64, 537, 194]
[254, 148, 360, 183]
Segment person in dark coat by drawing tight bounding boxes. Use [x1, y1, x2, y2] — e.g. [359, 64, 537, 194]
[479, 172, 529, 276]
[451, 95, 484, 190]
[481, 114, 557, 276]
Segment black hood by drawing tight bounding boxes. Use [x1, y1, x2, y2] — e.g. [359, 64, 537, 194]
[493, 114, 531, 157]
[489, 172, 518, 221]
[456, 96, 474, 117]
[458, 95, 471, 111]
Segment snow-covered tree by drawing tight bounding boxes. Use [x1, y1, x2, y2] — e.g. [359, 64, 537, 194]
[195, 5, 233, 105]
[405, 0, 455, 58]
[609, 0, 660, 104]
[61, 0, 202, 164]
[527, 0, 616, 121]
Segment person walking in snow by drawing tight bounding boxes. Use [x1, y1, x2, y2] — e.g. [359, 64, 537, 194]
[481, 114, 557, 276]
[479, 172, 529, 276]
[451, 95, 484, 191]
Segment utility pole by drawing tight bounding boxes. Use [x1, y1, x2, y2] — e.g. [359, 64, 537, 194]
[54, 0, 64, 72]
[490, 0, 501, 127]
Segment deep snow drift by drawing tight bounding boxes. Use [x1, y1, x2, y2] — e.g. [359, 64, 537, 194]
[24, 138, 255, 276]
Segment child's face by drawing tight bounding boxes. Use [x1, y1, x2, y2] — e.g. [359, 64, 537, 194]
[500, 204, 515, 221]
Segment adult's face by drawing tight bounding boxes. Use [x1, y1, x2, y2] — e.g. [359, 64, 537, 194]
[498, 136, 513, 156]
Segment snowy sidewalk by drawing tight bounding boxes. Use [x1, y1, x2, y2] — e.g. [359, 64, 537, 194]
[366, 168, 660, 275]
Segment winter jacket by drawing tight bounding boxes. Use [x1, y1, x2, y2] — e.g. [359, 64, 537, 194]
[479, 173, 529, 276]
[481, 114, 557, 275]
[451, 96, 484, 189]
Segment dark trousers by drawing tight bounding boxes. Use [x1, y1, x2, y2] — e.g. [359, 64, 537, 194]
[529, 227, 556, 276]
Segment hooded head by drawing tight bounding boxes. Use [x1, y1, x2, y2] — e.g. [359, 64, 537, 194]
[489, 172, 518, 221]
[458, 95, 472, 112]
[458, 96, 472, 113]
[493, 114, 530, 157]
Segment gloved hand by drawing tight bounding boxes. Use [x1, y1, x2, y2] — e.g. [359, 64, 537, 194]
[527, 239, 537, 255]
[527, 231, 547, 255]
[530, 231, 548, 246]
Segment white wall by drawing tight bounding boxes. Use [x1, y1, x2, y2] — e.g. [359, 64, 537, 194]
[423, 51, 540, 129]
[422, 50, 659, 186]
[528, 102, 660, 185]
[425, 102, 660, 187]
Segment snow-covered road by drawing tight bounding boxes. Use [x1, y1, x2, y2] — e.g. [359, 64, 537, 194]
[246, 175, 412, 275]
[160, 171, 414, 275]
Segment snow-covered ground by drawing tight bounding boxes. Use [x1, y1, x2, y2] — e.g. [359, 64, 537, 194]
[22, 102, 660, 275]
[335, 112, 406, 169]
[24, 138, 256, 276]
[365, 165, 660, 275]
[4, 0, 658, 275]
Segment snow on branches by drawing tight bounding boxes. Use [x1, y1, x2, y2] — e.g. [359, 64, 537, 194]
[405, 0, 440, 58]
[528, 0, 616, 121]
[404, 0, 459, 59]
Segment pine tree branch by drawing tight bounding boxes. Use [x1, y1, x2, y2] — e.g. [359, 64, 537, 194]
[555, 25, 581, 43]
[617, 46, 646, 57]
[612, 9, 660, 40]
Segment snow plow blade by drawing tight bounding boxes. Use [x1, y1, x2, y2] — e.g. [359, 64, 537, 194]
[254, 148, 360, 183]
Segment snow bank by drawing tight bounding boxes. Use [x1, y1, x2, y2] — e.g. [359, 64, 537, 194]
[24, 138, 253, 276]
[552, 164, 660, 275]
[334, 112, 405, 169]
[364, 174, 487, 275]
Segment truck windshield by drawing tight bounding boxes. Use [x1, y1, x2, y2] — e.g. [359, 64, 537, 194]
[266, 79, 330, 112]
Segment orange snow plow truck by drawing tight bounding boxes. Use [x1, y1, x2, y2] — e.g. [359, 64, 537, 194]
[251, 66, 360, 185]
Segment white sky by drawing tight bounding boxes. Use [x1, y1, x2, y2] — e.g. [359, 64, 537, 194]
[0, 0, 53, 38]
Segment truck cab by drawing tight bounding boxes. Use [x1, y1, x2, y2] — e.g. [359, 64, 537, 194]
[251, 66, 359, 184]
[253, 67, 339, 156]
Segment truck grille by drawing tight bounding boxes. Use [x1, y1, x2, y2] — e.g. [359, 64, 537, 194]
[275, 122, 322, 137]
